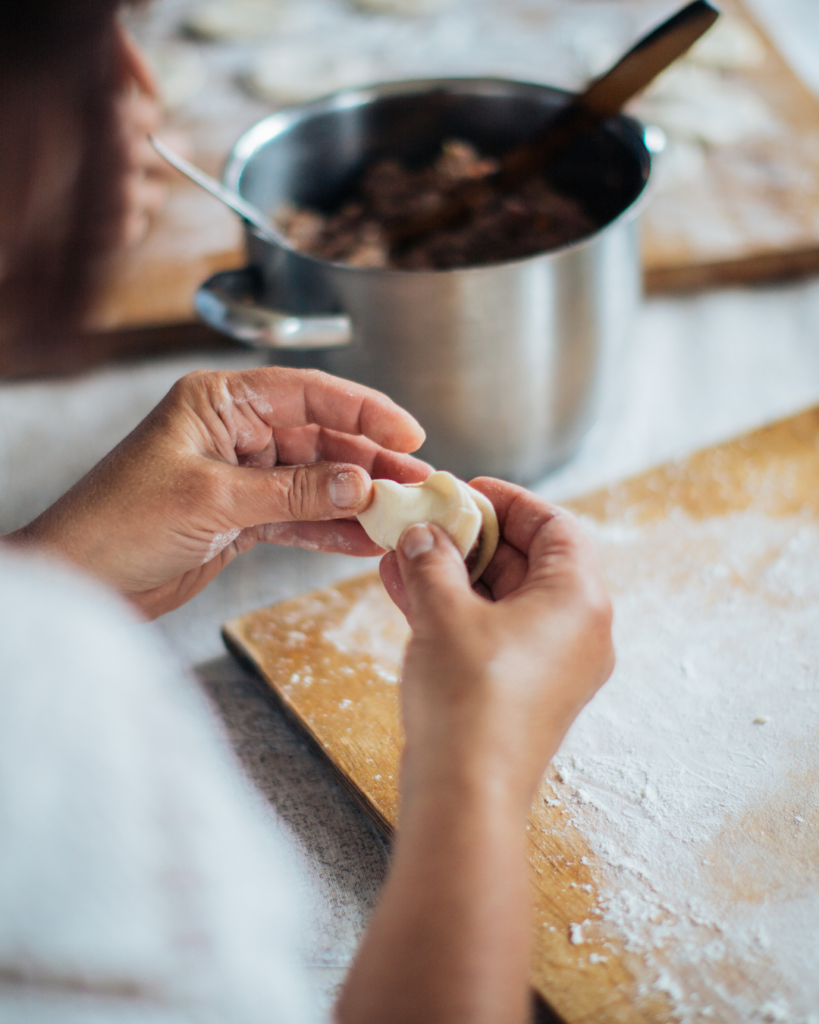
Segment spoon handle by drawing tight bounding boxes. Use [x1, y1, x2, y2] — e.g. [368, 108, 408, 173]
[389, 1, 719, 245]
[496, 0, 719, 185]
[581, 0, 720, 117]
[149, 135, 278, 243]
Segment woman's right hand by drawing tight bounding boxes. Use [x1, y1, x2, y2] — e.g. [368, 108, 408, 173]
[380, 479, 614, 806]
[339, 482, 613, 1024]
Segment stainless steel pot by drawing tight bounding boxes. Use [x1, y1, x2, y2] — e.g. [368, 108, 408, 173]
[197, 78, 650, 483]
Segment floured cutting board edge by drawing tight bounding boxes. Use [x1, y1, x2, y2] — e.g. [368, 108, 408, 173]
[221, 607, 396, 840]
[643, 243, 819, 294]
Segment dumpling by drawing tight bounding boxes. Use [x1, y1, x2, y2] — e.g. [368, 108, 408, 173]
[357, 471, 499, 583]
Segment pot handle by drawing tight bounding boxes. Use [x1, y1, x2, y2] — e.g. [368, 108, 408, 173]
[196, 267, 353, 350]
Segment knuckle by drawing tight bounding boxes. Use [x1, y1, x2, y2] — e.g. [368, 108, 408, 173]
[431, 588, 472, 626]
[587, 583, 613, 629]
[164, 377, 189, 410]
[166, 371, 214, 409]
[552, 557, 613, 647]
[577, 584, 615, 677]
[412, 578, 477, 632]
[418, 548, 468, 587]
[578, 579, 614, 636]
[285, 466, 320, 519]
[175, 369, 208, 393]
[192, 370, 230, 394]
[288, 367, 325, 392]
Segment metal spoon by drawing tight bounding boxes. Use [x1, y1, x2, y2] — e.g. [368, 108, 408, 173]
[149, 134, 278, 242]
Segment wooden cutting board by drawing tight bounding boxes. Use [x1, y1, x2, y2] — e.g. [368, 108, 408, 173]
[639, 0, 819, 292]
[223, 407, 819, 1022]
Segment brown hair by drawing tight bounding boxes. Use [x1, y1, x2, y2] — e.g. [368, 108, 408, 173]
[0, 1, 130, 352]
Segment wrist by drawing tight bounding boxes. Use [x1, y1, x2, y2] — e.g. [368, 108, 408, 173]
[5, 509, 76, 563]
[4, 511, 120, 596]
[3, 521, 47, 553]
[399, 733, 552, 821]
[401, 689, 565, 811]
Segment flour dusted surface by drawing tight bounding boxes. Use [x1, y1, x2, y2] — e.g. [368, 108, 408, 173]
[225, 461, 819, 1020]
[323, 585, 409, 679]
[549, 510, 819, 1022]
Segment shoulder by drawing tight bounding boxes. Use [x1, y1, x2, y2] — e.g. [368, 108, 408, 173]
[0, 547, 320, 1024]
[0, 544, 202, 750]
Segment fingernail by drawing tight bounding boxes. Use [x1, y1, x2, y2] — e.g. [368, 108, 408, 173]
[401, 523, 435, 559]
[330, 471, 365, 509]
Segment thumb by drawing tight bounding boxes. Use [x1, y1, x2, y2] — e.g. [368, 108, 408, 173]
[394, 523, 475, 630]
[226, 461, 373, 526]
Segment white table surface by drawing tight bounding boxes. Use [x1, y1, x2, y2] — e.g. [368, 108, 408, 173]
[3, 0, 819, 1013]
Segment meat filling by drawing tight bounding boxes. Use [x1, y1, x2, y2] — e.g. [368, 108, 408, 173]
[274, 139, 596, 271]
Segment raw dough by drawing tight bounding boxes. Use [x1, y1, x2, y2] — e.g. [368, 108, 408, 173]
[246, 44, 383, 105]
[146, 44, 207, 110]
[183, 0, 286, 41]
[357, 471, 499, 582]
[351, 0, 454, 16]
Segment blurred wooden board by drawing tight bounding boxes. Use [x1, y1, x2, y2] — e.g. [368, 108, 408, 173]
[639, 0, 819, 291]
[89, 179, 244, 332]
[224, 406, 819, 1022]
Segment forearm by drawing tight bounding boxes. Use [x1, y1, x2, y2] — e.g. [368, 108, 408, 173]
[336, 751, 533, 1024]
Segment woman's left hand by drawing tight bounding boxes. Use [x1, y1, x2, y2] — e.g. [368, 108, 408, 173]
[7, 368, 430, 619]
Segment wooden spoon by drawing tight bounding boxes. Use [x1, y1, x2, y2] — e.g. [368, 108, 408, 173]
[386, 0, 720, 249]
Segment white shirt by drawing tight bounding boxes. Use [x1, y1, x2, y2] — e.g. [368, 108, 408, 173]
[0, 549, 321, 1024]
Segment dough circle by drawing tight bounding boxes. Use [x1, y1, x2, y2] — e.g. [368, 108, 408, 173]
[247, 45, 382, 106]
[352, 0, 454, 15]
[183, 0, 285, 41]
[357, 471, 499, 583]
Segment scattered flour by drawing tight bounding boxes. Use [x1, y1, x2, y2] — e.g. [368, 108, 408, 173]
[203, 528, 242, 563]
[323, 584, 409, 679]
[548, 510, 819, 1021]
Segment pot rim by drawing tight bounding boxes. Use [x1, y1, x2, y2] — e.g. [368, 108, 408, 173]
[224, 75, 652, 278]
